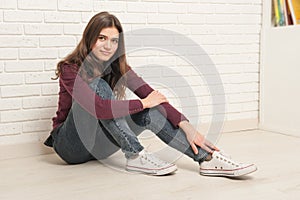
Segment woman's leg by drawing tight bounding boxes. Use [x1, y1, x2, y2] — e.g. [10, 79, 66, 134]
[89, 78, 177, 175]
[88, 77, 144, 159]
[52, 76, 144, 164]
[126, 108, 209, 163]
[52, 104, 98, 164]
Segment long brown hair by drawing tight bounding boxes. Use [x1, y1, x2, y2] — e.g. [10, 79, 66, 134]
[54, 11, 129, 99]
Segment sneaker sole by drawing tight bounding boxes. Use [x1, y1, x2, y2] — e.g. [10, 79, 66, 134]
[200, 164, 257, 177]
[126, 164, 177, 176]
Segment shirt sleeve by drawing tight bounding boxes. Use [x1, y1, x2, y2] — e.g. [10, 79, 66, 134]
[61, 64, 144, 120]
[125, 67, 189, 127]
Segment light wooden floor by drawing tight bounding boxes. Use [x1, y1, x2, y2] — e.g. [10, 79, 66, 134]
[1, 130, 299, 200]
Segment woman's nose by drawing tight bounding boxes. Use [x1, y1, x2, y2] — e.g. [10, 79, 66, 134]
[104, 40, 112, 50]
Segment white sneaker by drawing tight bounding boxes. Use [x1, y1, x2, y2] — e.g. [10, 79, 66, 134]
[200, 151, 257, 177]
[126, 150, 177, 176]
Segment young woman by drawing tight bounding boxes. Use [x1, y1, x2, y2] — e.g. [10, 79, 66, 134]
[44, 11, 257, 177]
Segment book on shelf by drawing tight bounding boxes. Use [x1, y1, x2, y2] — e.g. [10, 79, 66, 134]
[288, 0, 300, 25]
[273, 0, 300, 26]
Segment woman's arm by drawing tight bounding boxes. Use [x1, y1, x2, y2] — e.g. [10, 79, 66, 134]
[178, 120, 219, 154]
[126, 68, 189, 128]
[61, 64, 144, 119]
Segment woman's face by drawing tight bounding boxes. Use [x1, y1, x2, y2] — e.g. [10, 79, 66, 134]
[92, 27, 119, 61]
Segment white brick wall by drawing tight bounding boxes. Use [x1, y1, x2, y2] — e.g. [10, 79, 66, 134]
[0, 0, 262, 144]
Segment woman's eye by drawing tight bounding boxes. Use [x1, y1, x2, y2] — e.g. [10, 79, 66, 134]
[112, 39, 119, 44]
[98, 36, 106, 41]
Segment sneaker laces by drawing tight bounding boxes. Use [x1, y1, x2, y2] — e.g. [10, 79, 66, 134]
[218, 150, 231, 159]
[215, 151, 240, 167]
[141, 151, 170, 167]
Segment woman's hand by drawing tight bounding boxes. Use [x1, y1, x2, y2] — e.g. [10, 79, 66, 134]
[179, 120, 219, 154]
[141, 90, 168, 109]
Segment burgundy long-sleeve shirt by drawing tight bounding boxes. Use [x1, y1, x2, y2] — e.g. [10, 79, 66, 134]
[51, 63, 188, 130]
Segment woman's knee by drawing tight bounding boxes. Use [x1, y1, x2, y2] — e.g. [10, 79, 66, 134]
[89, 77, 114, 100]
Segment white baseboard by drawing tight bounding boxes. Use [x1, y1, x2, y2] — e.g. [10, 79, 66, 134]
[259, 124, 300, 138]
[0, 118, 258, 161]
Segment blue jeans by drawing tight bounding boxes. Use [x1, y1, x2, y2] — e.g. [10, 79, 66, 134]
[50, 77, 209, 164]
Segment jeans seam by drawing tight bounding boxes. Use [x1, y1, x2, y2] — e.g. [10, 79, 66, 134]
[112, 119, 143, 154]
[145, 116, 208, 163]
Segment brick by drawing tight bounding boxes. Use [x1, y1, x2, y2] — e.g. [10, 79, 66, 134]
[22, 120, 52, 133]
[210, 54, 259, 65]
[0, 73, 23, 86]
[160, 24, 190, 35]
[1, 109, 40, 122]
[242, 64, 259, 73]
[0, 123, 22, 136]
[228, 92, 258, 103]
[58, 0, 92, 11]
[59, 48, 74, 58]
[227, 103, 242, 113]
[0, 24, 23, 35]
[148, 14, 178, 24]
[239, 14, 261, 25]
[0, 62, 3, 73]
[44, 60, 59, 71]
[143, 35, 173, 46]
[0, 36, 38, 48]
[187, 4, 215, 14]
[40, 36, 76, 47]
[0, 98, 22, 111]
[158, 3, 187, 13]
[215, 44, 259, 54]
[126, 57, 148, 67]
[227, 111, 258, 121]
[0, 48, 18, 60]
[127, 2, 158, 13]
[42, 84, 59, 95]
[242, 101, 258, 111]
[116, 13, 147, 24]
[24, 24, 63, 35]
[216, 25, 261, 35]
[216, 64, 244, 74]
[178, 14, 206, 24]
[142, 0, 170, 2]
[224, 84, 240, 94]
[176, 0, 257, 3]
[242, 73, 259, 83]
[5, 61, 44, 72]
[18, 0, 57, 10]
[135, 66, 162, 78]
[4, 11, 43, 22]
[206, 14, 261, 25]
[191, 85, 210, 96]
[190, 24, 217, 35]
[1, 85, 40, 98]
[81, 12, 95, 23]
[0, 0, 17, 9]
[94, 1, 126, 12]
[63, 24, 85, 35]
[240, 83, 259, 93]
[148, 56, 176, 66]
[23, 96, 58, 109]
[44, 12, 81, 23]
[193, 35, 259, 45]
[25, 72, 56, 84]
[40, 108, 57, 119]
[215, 4, 261, 14]
[172, 0, 200, 2]
[19, 48, 57, 59]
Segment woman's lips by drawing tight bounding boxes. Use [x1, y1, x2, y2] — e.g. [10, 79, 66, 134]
[101, 51, 111, 56]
